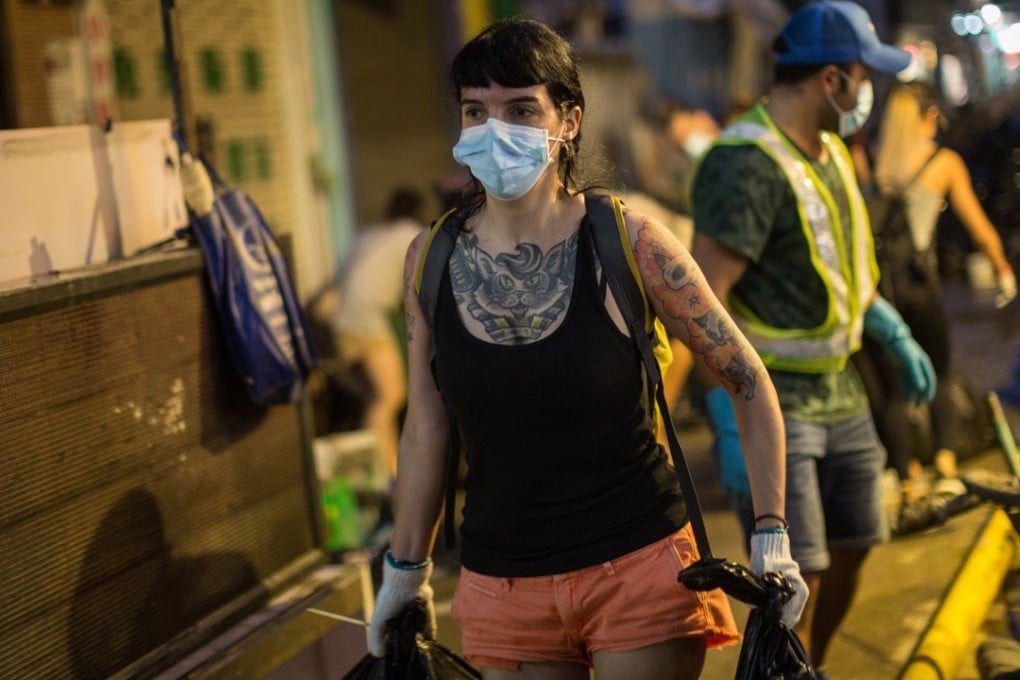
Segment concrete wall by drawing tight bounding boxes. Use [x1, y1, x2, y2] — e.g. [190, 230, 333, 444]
[335, 0, 456, 226]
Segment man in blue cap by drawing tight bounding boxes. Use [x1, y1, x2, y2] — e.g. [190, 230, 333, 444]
[690, 2, 936, 676]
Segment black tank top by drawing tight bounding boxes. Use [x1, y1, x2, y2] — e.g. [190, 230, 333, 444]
[433, 217, 686, 577]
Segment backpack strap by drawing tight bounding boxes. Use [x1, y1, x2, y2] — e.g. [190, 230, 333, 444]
[583, 191, 713, 556]
[584, 192, 661, 384]
[873, 148, 943, 249]
[878, 148, 941, 206]
[905, 148, 940, 189]
[414, 208, 460, 369]
[412, 208, 464, 548]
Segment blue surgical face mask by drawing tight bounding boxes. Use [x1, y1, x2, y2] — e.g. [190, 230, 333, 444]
[452, 118, 565, 201]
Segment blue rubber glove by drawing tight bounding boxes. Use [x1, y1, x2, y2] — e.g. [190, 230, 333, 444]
[863, 298, 936, 405]
[704, 387, 751, 502]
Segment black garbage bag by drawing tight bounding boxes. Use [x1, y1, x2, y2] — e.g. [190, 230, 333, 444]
[679, 557, 816, 680]
[342, 600, 480, 679]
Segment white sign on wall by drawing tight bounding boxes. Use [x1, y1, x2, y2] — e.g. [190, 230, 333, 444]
[0, 119, 188, 287]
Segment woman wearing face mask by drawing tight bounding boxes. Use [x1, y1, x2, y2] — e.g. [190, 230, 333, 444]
[366, 17, 805, 680]
[856, 82, 1015, 515]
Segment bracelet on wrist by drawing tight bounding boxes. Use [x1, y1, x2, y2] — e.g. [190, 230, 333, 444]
[753, 513, 789, 531]
[385, 550, 432, 571]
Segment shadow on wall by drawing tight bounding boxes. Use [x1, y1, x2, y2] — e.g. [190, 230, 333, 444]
[28, 237, 52, 277]
[68, 488, 263, 678]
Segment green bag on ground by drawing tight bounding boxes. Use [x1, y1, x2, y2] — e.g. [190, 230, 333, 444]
[321, 476, 363, 552]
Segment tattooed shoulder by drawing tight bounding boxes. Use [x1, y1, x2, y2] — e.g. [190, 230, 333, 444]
[632, 218, 759, 399]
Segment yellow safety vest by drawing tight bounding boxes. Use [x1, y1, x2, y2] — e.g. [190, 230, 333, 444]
[714, 106, 879, 373]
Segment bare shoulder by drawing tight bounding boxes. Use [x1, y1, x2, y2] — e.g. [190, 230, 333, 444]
[941, 147, 968, 174]
[927, 146, 963, 176]
[623, 206, 691, 258]
[403, 229, 432, 280]
[929, 147, 972, 192]
[623, 206, 656, 241]
[407, 228, 431, 259]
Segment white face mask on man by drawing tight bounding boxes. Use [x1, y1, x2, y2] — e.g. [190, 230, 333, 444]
[827, 71, 874, 137]
[681, 131, 715, 159]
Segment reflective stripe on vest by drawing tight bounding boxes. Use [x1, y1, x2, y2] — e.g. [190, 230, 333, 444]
[716, 110, 878, 373]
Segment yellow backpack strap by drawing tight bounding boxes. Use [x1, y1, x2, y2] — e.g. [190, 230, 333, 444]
[597, 195, 673, 372]
[584, 191, 673, 452]
[584, 192, 664, 383]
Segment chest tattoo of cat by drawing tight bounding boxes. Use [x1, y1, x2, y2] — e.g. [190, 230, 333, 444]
[449, 231, 578, 344]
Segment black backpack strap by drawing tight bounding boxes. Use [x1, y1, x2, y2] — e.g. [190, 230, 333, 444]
[905, 148, 940, 188]
[583, 191, 713, 557]
[584, 193, 662, 385]
[875, 148, 942, 233]
[414, 209, 461, 370]
[441, 407, 461, 548]
[656, 380, 713, 556]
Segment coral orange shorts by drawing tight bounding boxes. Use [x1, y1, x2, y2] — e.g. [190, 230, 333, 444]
[451, 524, 740, 671]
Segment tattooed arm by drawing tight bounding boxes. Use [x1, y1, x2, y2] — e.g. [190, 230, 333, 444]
[388, 231, 451, 563]
[625, 210, 786, 522]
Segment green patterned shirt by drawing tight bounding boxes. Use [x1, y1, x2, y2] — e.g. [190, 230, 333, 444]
[692, 140, 868, 424]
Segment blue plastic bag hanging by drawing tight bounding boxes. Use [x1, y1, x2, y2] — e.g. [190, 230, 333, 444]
[160, 0, 315, 405]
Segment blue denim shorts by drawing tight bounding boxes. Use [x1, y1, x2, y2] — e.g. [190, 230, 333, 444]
[784, 413, 890, 573]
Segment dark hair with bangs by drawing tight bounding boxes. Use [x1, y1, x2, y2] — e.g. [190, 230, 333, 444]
[448, 17, 587, 213]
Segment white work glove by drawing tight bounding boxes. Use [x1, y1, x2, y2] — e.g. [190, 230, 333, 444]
[996, 269, 1017, 308]
[179, 152, 215, 216]
[749, 531, 808, 628]
[368, 556, 435, 657]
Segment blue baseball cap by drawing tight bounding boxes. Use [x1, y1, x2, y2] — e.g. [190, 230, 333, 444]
[775, 0, 911, 74]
